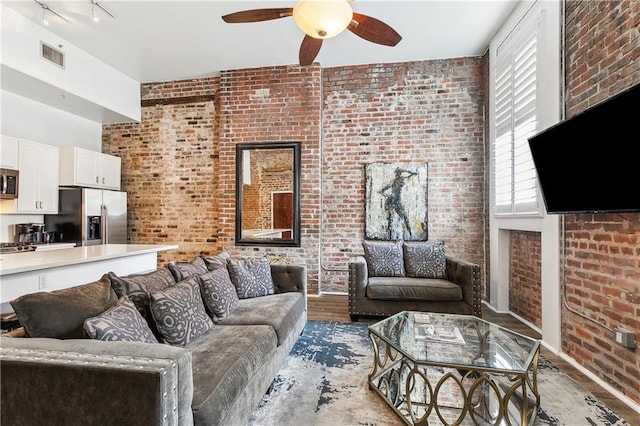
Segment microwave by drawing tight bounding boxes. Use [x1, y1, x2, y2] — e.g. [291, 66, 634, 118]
[0, 168, 19, 199]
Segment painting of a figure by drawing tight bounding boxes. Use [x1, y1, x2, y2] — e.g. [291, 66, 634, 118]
[365, 163, 428, 240]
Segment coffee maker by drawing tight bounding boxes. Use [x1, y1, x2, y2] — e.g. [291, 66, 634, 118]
[15, 223, 52, 244]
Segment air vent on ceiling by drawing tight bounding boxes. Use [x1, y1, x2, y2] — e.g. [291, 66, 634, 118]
[40, 42, 65, 69]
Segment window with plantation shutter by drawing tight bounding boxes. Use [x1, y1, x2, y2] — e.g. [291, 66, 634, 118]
[493, 16, 539, 215]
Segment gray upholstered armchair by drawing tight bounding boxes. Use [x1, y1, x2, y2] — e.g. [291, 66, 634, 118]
[348, 240, 482, 321]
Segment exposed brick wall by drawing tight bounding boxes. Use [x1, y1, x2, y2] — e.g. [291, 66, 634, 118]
[565, 0, 639, 115]
[321, 59, 487, 292]
[102, 77, 219, 266]
[509, 231, 542, 327]
[217, 65, 323, 293]
[563, 0, 640, 405]
[563, 214, 640, 404]
[102, 59, 486, 296]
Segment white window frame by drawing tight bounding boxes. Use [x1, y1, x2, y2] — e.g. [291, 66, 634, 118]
[488, 0, 562, 351]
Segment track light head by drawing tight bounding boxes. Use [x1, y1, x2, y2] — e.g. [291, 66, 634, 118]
[91, 4, 99, 22]
[90, 0, 116, 21]
[34, 0, 69, 24]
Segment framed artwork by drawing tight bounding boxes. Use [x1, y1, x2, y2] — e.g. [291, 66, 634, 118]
[365, 162, 428, 241]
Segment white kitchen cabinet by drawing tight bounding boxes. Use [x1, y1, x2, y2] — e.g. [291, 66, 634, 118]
[0, 135, 19, 169]
[2, 140, 59, 214]
[98, 153, 121, 189]
[59, 147, 121, 190]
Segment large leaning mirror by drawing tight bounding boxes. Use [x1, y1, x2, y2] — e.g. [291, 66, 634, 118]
[235, 142, 301, 247]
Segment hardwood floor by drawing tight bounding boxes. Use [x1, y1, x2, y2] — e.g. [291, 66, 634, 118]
[307, 294, 639, 422]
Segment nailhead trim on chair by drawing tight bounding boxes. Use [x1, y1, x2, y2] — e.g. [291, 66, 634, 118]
[348, 255, 483, 319]
[472, 264, 482, 317]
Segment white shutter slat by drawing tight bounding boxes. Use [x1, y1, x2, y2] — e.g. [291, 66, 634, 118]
[493, 12, 539, 215]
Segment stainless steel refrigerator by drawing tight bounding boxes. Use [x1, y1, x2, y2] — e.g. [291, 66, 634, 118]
[44, 187, 127, 246]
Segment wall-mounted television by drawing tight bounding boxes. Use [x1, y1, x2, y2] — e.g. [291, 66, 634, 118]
[527, 83, 640, 214]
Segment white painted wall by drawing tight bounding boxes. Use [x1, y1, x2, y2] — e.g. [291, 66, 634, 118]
[1, 5, 140, 123]
[1, 90, 102, 149]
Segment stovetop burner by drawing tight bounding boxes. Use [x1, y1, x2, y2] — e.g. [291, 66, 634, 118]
[0, 242, 37, 254]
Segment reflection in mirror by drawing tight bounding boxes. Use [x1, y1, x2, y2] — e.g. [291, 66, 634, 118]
[235, 142, 301, 247]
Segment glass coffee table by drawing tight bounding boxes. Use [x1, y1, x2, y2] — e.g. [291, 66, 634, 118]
[368, 311, 540, 425]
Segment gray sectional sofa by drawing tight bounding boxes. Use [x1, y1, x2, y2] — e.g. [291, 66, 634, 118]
[0, 253, 307, 426]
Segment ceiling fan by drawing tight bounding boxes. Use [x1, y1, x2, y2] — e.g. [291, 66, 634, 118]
[222, 0, 402, 66]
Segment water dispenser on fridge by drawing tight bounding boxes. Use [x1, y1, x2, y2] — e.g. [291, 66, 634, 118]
[87, 216, 102, 241]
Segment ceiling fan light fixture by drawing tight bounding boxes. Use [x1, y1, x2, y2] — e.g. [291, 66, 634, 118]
[293, 0, 353, 39]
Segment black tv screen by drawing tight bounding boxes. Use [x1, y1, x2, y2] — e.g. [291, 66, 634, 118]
[528, 83, 640, 214]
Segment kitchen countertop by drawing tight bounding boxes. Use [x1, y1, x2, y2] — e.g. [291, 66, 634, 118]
[0, 244, 178, 276]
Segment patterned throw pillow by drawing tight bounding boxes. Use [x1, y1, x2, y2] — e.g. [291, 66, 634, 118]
[197, 268, 240, 320]
[226, 257, 275, 299]
[403, 241, 447, 279]
[168, 256, 208, 281]
[84, 296, 158, 343]
[200, 251, 231, 271]
[149, 276, 214, 346]
[108, 268, 176, 338]
[362, 240, 405, 277]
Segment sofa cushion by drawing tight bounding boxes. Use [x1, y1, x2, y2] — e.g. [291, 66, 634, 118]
[168, 256, 208, 281]
[149, 276, 214, 346]
[227, 257, 275, 299]
[108, 268, 176, 338]
[197, 267, 240, 320]
[84, 296, 158, 343]
[10, 274, 118, 339]
[403, 241, 447, 279]
[362, 240, 405, 277]
[200, 250, 231, 271]
[217, 292, 305, 346]
[187, 325, 277, 425]
[366, 277, 463, 301]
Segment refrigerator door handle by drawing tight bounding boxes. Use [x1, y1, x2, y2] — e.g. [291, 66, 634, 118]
[101, 204, 108, 244]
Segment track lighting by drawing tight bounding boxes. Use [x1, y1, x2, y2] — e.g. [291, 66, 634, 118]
[32, 0, 116, 26]
[91, 3, 98, 22]
[90, 0, 116, 22]
[34, 0, 69, 25]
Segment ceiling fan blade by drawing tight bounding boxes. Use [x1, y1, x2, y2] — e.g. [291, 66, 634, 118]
[348, 13, 402, 47]
[299, 35, 323, 66]
[222, 8, 293, 23]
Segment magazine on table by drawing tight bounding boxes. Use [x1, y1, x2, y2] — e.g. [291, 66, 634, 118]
[414, 323, 465, 345]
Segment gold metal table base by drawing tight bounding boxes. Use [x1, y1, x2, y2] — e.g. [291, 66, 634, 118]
[368, 332, 540, 426]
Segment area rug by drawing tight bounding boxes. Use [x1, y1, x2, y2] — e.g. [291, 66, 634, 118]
[248, 320, 631, 426]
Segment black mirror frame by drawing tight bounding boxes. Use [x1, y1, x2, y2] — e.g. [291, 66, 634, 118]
[235, 142, 301, 247]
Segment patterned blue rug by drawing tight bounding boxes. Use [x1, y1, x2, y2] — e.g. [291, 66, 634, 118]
[248, 320, 631, 426]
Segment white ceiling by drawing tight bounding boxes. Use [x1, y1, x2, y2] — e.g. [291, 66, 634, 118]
[3, 0, 520, 84]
